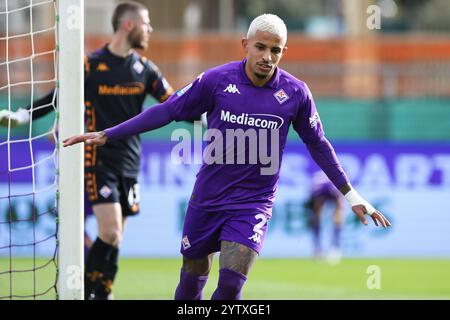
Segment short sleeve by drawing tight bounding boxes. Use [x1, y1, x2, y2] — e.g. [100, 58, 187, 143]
[144, 60, 174, 102]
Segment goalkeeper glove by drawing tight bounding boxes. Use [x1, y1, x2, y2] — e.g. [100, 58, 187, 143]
[0, 108, 30, 128]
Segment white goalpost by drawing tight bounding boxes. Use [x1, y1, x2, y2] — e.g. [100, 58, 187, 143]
[56, 0, 84, 300]
[0, 0, 84, 300]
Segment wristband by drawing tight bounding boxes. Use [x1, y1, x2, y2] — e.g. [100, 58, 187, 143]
[344, 189, 375, 215]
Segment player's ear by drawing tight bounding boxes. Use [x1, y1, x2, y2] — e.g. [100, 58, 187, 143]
[122, 19, 134, 32]
[282, 46, 288, 55]
[242, 37, 249, 52]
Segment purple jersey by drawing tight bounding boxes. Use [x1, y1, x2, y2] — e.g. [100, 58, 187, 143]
[106, 59, 349, 216]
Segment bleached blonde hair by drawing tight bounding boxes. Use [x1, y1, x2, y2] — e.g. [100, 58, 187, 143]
[247, 14, 287, 46]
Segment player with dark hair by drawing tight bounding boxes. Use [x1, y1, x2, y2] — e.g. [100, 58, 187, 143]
[1, 1, 173, 300]
[63, 13, 391, 300]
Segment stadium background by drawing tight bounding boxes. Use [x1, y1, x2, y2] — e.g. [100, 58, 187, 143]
[1, 0, 450, 299]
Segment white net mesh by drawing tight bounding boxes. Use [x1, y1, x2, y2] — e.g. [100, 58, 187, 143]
[0, 0, 58, 300]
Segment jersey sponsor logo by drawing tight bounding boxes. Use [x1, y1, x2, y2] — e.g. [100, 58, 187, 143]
[220, 110, 284, 129]
[99, 185, 112, 199]
[223, 84, 241, 94]
[98, 82, 145, 96]
[181, 235, 191, 250]
[96, 62, 110, 72]
[309, 112, 320, 128]
[133, 61, 144, 74]
[273, 89, 289, 104]
[176, 83, 193, 96]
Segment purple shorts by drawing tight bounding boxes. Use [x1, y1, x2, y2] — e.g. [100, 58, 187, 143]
[180, 205, 271, 258]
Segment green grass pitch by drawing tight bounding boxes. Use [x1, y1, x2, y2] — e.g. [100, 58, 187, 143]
[1, 258, 450, 299]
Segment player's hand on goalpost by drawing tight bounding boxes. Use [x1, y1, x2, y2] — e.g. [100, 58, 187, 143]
[344, 189, 392, 228]
[63, 131, 108, 147]
[0, 108, 30, 127]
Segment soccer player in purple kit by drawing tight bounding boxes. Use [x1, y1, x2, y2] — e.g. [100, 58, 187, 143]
[63, 14, 391, 300]
[306, 171, 345, 263]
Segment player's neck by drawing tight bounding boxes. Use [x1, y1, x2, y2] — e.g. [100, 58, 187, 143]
[108, 36, 133, 58]
[244, 63, 272, 87]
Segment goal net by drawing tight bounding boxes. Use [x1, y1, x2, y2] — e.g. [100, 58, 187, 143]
[0, 0, 83, 300]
